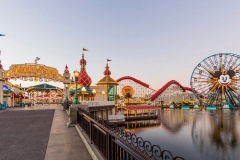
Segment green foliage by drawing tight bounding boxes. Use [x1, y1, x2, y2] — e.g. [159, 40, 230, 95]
[116, 94, 120, 100]
[124, 92, 132, 104]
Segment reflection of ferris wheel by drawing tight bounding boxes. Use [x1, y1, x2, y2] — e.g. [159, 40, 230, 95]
[190, 53, 240, 107]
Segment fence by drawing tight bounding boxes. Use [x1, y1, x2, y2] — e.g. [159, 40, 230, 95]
[77, 107, 185, 160]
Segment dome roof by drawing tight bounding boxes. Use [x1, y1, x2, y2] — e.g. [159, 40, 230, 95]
[78, 53, 92, 86]
[96, 63, 118, 85]
[80, 58, 86, 66]
[104, 63, 111, 75]
[80, 54, 87, 66]
[78, 69, 92, 86]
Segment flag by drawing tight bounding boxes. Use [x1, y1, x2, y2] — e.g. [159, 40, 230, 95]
[0, 34, 5, 36]
[107, 59, 112, 62]
[83, 48, 88, 51]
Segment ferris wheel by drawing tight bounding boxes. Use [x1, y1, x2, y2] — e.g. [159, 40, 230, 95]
[190, 53, 240, 107]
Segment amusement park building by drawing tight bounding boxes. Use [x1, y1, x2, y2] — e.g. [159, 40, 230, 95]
[116, 76, 156, 99]
[116, 77, 197, 106]
[0, 49, 197, 109]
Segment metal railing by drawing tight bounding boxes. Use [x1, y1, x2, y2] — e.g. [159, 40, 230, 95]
[80, 101, 115, 106]
[77, 108, 185, 160]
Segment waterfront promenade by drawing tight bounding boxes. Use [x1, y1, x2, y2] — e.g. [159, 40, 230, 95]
[0, 105, 92, 160]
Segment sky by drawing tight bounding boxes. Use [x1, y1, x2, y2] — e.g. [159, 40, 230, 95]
[1, 0, 240, 89]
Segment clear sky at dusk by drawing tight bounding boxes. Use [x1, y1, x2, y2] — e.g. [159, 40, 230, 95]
[1, 0, 240, 89]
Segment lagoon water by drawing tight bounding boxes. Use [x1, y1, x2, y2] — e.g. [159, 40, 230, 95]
[126, 109, 240, 160]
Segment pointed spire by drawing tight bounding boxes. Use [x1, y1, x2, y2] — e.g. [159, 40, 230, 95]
[64, 65, 69, 73]
[104, 63, 111, 76]
[96, 61, 118, 86]
[80, 53, 87, 68]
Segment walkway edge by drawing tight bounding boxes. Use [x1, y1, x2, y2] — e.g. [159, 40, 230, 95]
[75, 125, 99, 160]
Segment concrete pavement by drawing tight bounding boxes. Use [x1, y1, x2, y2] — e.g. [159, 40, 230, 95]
[44, 105, 92, 160]
[1, 105, 92, 160]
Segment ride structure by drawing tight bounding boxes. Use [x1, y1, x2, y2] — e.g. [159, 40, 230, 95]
[150, 80, 198, 107]
[116, 76, 156, 105]
[190, 53, 240, 108]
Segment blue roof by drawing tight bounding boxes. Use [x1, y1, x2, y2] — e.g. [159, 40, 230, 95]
[3, 84, 13, 92]
[70, 86, 92, 93]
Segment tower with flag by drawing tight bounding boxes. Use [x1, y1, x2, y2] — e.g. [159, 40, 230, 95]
[77, 48, 92, 100]
[96, 59, 118, 102]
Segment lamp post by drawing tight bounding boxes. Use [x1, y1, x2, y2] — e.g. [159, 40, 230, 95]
[12, 89, 15, 107]
[73, 70, 80, 104]
[19, 84, 26, 107]
[102, 91, 105, 101]
[81, 86, 86, 101]
[65, 84, 69, 101]
[92, 89, 96, 101]
[23, 87, 26, 107]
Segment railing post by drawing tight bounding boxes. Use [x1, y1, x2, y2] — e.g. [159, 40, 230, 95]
[106, 132, 110, 160]
[90, 120, 93, 144]
[67, 104, 79, 127]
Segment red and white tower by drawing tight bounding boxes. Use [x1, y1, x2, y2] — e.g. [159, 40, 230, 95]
[78, 53, 92, 87]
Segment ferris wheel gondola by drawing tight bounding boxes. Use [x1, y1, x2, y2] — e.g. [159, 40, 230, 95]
[190, 53, 240, 108]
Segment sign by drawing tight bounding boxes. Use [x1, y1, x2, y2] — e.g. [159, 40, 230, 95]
[4, 64, 64, 82]
[121, 86, 134, 96]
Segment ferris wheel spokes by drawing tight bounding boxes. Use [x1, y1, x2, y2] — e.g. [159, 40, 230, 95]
[190, 53, 240, 108]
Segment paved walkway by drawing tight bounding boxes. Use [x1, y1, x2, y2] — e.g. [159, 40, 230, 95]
[4, 105, 92, 160]
[0, 109, 54, 160]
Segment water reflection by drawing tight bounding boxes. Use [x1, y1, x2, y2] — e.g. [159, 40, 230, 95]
[192, 110, 239, 160]
[125, 119, 161, 129]
[160, 109, 187, 134]
[127, 109, 240, 160]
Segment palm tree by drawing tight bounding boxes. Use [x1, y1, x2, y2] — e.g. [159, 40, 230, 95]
[124, 92, 132, 105]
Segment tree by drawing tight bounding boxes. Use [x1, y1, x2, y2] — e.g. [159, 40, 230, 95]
[124, 92, 132, 104]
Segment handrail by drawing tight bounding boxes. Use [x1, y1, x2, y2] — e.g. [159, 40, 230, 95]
[77, 107, 185, 160]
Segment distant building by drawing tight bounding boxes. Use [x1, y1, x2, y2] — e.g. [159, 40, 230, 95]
[116, 76, 156, 105]
[150, 80, 198, 106]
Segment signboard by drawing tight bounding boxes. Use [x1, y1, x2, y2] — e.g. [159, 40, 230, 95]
[121, 86, 134, 96]
[4, 63, 63, 82]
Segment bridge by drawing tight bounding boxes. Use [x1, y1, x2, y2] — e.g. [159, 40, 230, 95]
[74, 105, 185, 160]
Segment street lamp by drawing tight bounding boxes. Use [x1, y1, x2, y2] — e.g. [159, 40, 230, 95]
[73, 70, 80, 104]
[102, 91, 105, 101]
[81, 86, 86, 101]
[92, 89, 96, 101]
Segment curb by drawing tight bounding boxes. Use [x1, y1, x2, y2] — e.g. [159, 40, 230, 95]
[75, 125, 99, 160]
